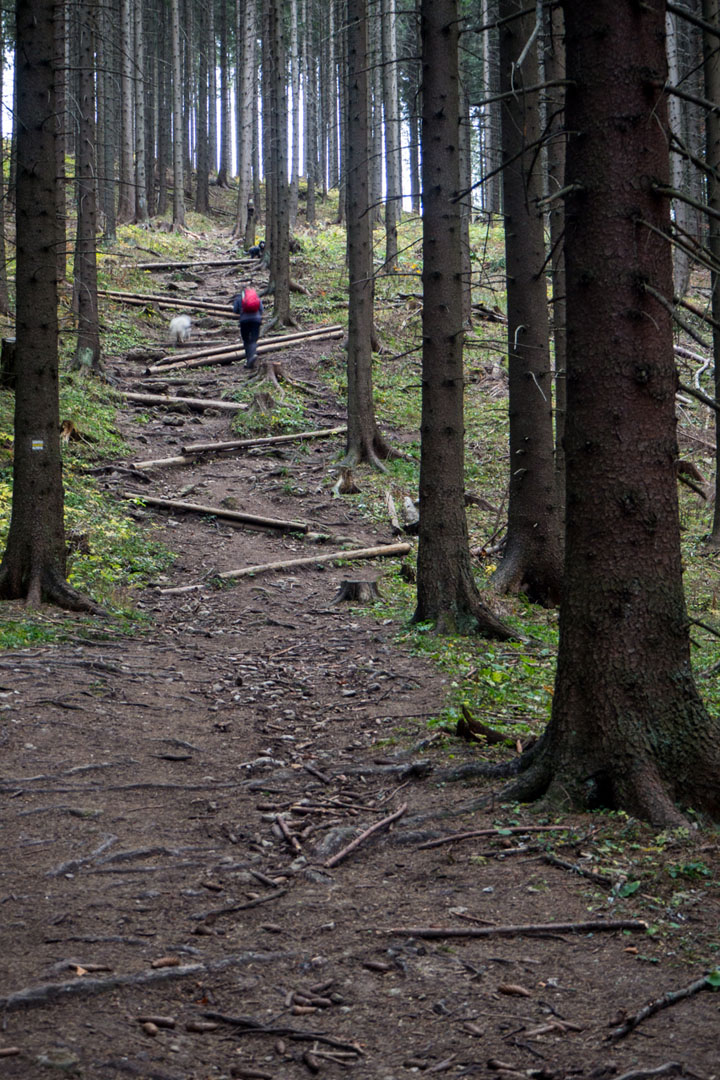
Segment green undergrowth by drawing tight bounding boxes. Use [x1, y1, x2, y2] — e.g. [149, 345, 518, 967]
[0, 371, 174, 649]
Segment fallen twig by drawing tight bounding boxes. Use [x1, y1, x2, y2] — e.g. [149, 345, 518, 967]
[201, 1010, 363, 1055]
[192, 889, 287, 924]
[122, 491, 310, 534]
[608, 972, 716, 1042]
[614, 1065, 684, 1080]
[324, 803, 408, 868]
[150, 328, 344, 373]
[385, 919, 648, 940]
[542, 852, 615, 888]
[416, 825, 571, 850]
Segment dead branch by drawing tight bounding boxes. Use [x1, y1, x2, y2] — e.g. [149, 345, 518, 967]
[385, 919, 648, 939]
[608, 973, 715, 1042]
[122, 491, 310, 533]
[385, 490, 403, 535]
[416, 825, 572, 850]
[181, 425, 347, 454]
[542, 853, 615, 888]
[121, 391, 248, 413]
[122, 257, 248, 271]
[614, 1065, 684, 1080]
[201, 1011, 363, 1055]
[99, 289, 230, 316]
[149, 324, 344, 369]
[192, 889, 287, 924]
[0, 952, 289, 1012]
[324, 803, 408, 868]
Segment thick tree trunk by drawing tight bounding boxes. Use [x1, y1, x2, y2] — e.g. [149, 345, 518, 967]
[216, 0, 232, 189]
[504, 0, 720, 825]
[413, 0, 512, 640]
[0, 32, 10, 314]
[234, 0, 256, 237]
[288, 0, 300, 228]
[303, 0, 317, 224]
[344, 0, 394, 468]
[490, 0, 563, 607]
[134, 0, 149, 222]
[53, 0, 67, 280]
[0, 0, 99, 613]
[267, 0, 291, 325]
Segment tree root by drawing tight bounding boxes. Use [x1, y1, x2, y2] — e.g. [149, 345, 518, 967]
[0, 564, 105, 615]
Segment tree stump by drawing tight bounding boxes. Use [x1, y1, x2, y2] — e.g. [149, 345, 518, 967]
[0, 338, 16, 389]
[333, 579, 382, 604]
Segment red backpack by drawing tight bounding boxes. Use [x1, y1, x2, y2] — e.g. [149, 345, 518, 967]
[242, 287, 261, 314]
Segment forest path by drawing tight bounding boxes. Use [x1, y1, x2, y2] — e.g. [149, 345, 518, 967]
[0, 257, 717, 1078]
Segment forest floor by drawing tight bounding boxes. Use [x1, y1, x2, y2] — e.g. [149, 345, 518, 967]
[1, 244, 720, 1080]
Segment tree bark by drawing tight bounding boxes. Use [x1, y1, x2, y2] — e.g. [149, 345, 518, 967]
[504, 0, 720, 825]
[117, 0, 135, 223]
[266, 0, 292, 325]
[413, 0, 512, 640]
[381, 0, 401, 272]
[0, 0, 99, 612]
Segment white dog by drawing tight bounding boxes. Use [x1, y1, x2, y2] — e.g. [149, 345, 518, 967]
[169, 314, 192, 344]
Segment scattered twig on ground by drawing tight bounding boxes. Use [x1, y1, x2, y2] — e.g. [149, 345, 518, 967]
[608, 972, 716, 1042]
[181, 425, 347, 455]
[542, 852, 616, 888]
[614, 1064, 685, 1080]
[416, 825, 571, 851]
[201, 1011, 363, 1055]
[191, 889, 288, 924]
[324, 803, 408, 868]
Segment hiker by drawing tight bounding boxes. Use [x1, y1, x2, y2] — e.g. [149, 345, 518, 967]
[233, 286, 264, 370]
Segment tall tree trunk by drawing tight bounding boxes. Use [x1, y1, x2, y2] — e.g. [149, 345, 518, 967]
[117, 0, 135, 223]
[266, 0, 291, 325]
[544, 1, 566, 511]
[134, 0, 149, 222]
[666, 10, 692, 298]
[303, 0, 317, 224]
[54, 0, 67, 279]
[490, 0, 563, 607]
[73, 0, 101, 372]
[195, 0, 210, 213]
[234, 0, 256, 238]
[344, 0, 394, 469]
[413, 0, 512, 640]
[217, 0, 232, 188]
[381, 0, 400, 271]
[288, 0, 300, 227]
[0, 0, 98, 613]
[170, 0, 185, 228]
[208, 0, 217, 177]
[702, 0, 720, 546]
[0, 36, 11, 313]
[156, 2, 171, 217]
[368, 9, 383, 226]
[504, 0, 720, 826]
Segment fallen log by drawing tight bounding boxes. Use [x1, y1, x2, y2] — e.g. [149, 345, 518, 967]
[384, 919, 648, 940]
[125, 257, 248, 271]
[160, 542, 412, 594]
[128, 454, 197, 470]
[149, 323, 344, 368]
[182, 425, 346, 455]
[121, 391, 248, 413]
[122, 491, 310, 533]
[150, 328, 344, 373]
[99, 289, 232, 317]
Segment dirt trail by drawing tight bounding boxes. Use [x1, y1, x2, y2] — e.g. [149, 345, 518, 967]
[0, 268, 718, 1079]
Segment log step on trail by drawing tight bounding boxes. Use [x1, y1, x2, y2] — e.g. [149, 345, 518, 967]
[99, 289, 232, 317]
[149, 326, 345, 373]
[121, 391, 249, 413]
[160, 543, 412, 594]
[123, 491, 311, 534]
[149, 323, 343, 367]
[181, 425, 347, 456]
